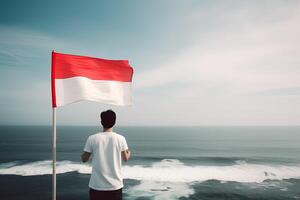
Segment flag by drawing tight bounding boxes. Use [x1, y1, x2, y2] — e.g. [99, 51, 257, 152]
[51, 51, 134, 107]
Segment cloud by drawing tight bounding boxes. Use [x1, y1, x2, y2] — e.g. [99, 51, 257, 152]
[0, 26, 62, 48]
[255, 87, 300, 96]
[134, 2, 300, 97]
[0, 26, 65, 59]
[0, 25, 96, 69]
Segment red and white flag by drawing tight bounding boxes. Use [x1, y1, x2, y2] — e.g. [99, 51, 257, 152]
[51, 51, 134, 107]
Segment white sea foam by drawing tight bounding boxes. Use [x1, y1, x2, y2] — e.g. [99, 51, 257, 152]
[0, 161, 19, 168]
[0, 160, 91, 176]
[0, 159, 300, 183]
[123, 159, 300, 183]
[125, 181, 194, 200]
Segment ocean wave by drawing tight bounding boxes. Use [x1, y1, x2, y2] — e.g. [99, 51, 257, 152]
[126, 181, 194, 200]
[133, 156, 300, 166]
[0, 159, 300, 183]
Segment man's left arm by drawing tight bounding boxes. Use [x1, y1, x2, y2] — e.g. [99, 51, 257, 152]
[81, 151, 91, 162]
[81, 136, 92, 162]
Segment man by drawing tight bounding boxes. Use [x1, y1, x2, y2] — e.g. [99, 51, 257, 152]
[81, 109, 131, 200]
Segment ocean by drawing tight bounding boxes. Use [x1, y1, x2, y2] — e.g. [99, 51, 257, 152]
[0, 126, 299, 200]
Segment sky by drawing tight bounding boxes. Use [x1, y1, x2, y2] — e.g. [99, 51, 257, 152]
[0, 0, 299, 126]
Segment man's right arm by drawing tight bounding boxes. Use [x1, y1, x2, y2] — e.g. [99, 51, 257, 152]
[122, 149, 131, 162]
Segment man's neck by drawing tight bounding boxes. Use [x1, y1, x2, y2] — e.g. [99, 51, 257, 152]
[103, 128, 113, 132]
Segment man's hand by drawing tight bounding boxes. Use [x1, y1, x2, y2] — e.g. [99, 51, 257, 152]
[122, 149, 131, 162]
[81, 151, 91, 162]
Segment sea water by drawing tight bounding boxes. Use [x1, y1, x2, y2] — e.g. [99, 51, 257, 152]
[0, 126, 299, 200]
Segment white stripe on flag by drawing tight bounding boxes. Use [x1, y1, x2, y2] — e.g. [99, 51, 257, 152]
[55, 77, 132, 107]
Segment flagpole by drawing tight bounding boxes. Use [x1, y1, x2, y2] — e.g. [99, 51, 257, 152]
[52, 107, 57, 200]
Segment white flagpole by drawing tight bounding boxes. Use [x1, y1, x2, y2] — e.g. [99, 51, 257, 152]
[52, 107, 57, 200]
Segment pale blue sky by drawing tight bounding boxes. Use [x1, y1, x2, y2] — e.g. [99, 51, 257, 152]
[0, 0, 299, 126]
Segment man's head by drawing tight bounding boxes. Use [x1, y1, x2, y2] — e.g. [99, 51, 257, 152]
[100, 109, 116, 129]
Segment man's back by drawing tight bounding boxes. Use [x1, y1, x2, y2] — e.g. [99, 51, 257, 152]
[84, 132, 128, 190]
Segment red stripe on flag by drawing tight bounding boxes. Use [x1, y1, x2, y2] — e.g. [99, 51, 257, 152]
[52, 52, 133, 81]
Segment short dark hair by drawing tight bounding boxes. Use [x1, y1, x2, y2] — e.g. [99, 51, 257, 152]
[100, 110, 116, 129]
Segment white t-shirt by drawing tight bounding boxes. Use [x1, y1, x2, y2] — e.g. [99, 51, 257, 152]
[83, 132, 128, 190]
